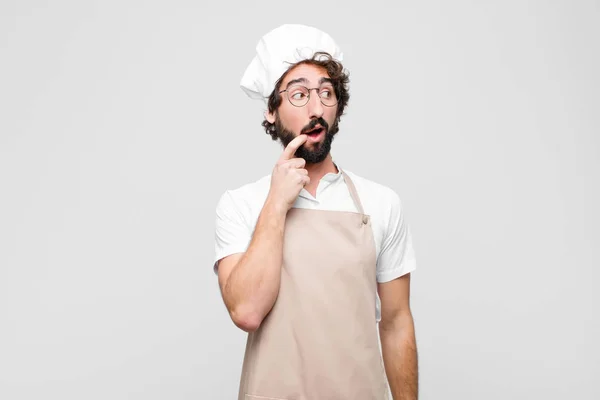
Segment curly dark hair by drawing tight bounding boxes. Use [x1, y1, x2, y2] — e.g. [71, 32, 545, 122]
[261, 51, 350, 140]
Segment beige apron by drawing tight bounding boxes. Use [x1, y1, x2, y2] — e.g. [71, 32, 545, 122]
[238, 171, 389, 400]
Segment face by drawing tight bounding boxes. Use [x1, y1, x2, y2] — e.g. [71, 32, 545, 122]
[267, 64, 339, 164]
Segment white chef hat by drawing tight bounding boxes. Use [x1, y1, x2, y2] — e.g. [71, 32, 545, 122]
[240, 24, 343, 103]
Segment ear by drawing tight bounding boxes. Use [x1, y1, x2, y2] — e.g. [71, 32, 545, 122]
[265, 110, 276, 124]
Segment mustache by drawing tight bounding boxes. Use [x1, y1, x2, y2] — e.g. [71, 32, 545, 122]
[301, 118, 329, 134]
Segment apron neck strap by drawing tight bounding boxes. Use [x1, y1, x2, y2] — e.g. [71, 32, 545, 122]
[340, 170, 365, 215]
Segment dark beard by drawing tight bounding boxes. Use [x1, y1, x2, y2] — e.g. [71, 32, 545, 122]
[275, 117, 336, 164]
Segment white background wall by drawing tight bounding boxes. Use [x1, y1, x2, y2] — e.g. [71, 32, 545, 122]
[1, 1, 598, 399]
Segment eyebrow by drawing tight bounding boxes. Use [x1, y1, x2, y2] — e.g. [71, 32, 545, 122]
[284, 76, 334, 89]
[284, 77, 308, 89]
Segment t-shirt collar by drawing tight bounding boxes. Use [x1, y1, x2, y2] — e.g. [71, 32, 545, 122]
[321, 161, 343, 182]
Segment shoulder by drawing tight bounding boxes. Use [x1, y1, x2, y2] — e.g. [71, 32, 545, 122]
[215, 174, 271, 219]
[342, 168, 416, 282]
[342, 169, 403, 214]
[341, 168, 408, 246]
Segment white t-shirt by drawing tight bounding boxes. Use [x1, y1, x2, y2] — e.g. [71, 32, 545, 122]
[213, 164, 417, 322]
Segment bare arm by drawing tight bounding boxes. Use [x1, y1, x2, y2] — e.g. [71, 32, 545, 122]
[217, 198, 287, 332]
[216, 134, 309, 333]
[378, 273, 418, 400]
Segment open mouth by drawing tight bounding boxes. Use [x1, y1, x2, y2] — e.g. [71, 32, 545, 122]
[305, 127, 324, 137]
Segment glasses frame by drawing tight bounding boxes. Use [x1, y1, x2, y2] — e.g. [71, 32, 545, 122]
[278, 85, 338, 108]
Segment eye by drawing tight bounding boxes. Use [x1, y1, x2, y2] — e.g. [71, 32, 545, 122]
[291, 92, 307, 100]
[319, 87, 334, 98]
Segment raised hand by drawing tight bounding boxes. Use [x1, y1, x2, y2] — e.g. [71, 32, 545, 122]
[268, 134, 310, 212]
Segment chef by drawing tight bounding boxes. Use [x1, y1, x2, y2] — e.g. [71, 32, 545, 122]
[213, 24, 418, 400]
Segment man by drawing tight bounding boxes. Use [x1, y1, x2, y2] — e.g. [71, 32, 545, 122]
[213, 24, 418, 400]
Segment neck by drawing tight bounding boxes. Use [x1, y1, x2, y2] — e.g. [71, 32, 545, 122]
[303, 154, 338, 195]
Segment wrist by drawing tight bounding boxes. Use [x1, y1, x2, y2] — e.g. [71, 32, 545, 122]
[264, 195, 289, 219]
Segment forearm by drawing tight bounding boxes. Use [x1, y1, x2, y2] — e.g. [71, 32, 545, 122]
[222, 197, 287, 330]
[379, 314, 418, 400]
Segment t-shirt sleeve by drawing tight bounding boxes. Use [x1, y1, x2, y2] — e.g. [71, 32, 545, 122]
[376, 190, 417, 283]
[213, 190, 252, 274]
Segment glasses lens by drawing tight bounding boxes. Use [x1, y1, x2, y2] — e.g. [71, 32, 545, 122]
[287, 85, 310, 106]
[319, 85, 337, 107]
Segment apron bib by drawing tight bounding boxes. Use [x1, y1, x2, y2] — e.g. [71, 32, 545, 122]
[238, 171, 389, 400]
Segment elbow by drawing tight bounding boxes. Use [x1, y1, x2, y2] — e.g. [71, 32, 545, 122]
[379, 311, 415, 335]
[230, 306, 262, 333]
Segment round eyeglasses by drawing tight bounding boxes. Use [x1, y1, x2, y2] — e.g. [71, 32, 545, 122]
[279, 85, 338, 108]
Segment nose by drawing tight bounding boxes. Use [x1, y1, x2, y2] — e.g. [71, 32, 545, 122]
[307, 89, 324, 119]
